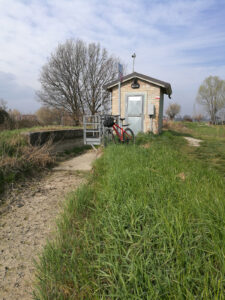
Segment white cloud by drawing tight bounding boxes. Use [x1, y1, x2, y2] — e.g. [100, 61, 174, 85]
[0, 0, 225, 114]
[0, 71, 37, 112]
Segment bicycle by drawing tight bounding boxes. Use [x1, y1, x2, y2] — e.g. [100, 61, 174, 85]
[103, 115, 135, 146]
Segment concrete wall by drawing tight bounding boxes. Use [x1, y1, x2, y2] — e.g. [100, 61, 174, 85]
[111, 79, 162, 134]
[24, 129, 83, 146]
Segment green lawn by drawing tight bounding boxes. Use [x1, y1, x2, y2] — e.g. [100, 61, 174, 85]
[34, 127, 225, 299]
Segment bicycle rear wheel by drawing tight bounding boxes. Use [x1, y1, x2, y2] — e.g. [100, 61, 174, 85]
[104, 128, 115, 147]
[123, 128, 135, 144]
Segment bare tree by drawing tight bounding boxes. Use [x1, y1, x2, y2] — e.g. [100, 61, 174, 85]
[37, 40, 85, 125]
[217, 108, 225, 123]
[82, 43, 118, 114]
[37, 39, 119, 124]
[0, 99, 7, 111]
[196, 76, 225, 124]
[166, 103, 181, 120]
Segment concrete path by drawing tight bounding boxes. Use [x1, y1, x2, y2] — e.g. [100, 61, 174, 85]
[53, 150, 99, 171]
[184, 137, 202, 147]
[0, 150, 99, 300]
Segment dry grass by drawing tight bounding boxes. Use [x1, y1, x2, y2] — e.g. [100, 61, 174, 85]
[176, 172, 186, 181]
[163, 120, 192, 134]
[0, 141, 54, 172]
[140, 142, 151, 148]
[0, 133, 55, 194]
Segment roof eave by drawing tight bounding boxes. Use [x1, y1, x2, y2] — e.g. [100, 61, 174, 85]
[104, 82, 172, 98]
[103, 72, 172, 97]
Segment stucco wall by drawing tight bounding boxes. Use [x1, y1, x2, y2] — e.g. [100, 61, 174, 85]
[111, 79, 162, 134]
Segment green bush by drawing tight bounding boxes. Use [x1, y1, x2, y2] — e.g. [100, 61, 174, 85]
[0, 109, 10, 125]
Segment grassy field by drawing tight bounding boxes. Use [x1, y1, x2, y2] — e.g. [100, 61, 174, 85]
[167, 122, 225, 176]
[34, 124, 225, 299]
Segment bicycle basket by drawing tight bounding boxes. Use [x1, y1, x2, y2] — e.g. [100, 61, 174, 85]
[103, 117, 115, 127]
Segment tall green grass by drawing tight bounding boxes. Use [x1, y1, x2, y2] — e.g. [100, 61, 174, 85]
[34, 133, 225, 299]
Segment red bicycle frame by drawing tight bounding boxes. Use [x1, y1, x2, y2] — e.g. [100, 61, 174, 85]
[112, 122, 132, 142]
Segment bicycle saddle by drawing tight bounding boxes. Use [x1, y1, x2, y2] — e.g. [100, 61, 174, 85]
[120, 118, 125, 121]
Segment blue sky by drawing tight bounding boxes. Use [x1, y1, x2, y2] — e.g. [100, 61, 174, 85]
[0, 0, 225, 115]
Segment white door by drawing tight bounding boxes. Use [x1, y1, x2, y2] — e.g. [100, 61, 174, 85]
[126, 95, 143, 134]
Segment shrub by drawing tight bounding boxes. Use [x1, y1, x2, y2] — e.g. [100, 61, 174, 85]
[183, 115, 193, 122]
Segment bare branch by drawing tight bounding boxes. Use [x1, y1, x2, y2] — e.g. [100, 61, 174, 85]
[36, 39, 121, 123]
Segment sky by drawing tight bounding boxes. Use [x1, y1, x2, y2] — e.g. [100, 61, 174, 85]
[0, 0, 225, 116]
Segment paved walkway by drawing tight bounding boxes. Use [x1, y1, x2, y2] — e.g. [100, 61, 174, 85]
[53, 151, 98, 171]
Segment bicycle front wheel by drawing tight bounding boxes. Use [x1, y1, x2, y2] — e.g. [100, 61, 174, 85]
[104, 128, 115, 147]
[123, 128, 135, 144]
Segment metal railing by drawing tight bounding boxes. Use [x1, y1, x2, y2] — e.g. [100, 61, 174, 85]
[83, 115, 103, 145]
[83, 114, 121, 146]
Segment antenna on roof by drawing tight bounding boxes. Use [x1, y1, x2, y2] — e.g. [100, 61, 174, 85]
[132, 53, 136, 72]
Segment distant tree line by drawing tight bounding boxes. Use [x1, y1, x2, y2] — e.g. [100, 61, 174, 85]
[0, 99, 78, 131]
[35, 106, 74, 126]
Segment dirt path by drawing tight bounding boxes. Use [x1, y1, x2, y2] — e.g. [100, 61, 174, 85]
[0, 150, 98, 300]
[184, 137, 202, 147]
